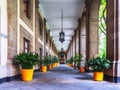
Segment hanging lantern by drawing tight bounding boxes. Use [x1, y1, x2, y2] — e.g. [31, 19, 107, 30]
[61, 48, 64, 51]
[59, 9, 65, 43]
[59, 31, 65, 43]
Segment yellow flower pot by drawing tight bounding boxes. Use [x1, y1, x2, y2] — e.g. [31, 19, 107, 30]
[21, 69, 34, 81]
[94, 72, 103, 81]
[55, 63, 57, 67]
[57, 63, 59, 66]
[54, 63, 56, 67]
[42, 66, 47, 72]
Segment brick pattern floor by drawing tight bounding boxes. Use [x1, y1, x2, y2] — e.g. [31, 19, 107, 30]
[0, 64, 120, 90]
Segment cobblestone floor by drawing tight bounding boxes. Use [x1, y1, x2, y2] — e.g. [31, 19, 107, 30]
[0, 64, 120, 90]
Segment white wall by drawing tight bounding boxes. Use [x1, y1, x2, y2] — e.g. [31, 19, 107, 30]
[0, 0, 8, 66]
[0, 0, 8, 78]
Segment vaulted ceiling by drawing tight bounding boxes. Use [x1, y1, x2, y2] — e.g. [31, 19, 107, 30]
[38, 0, 85, 51]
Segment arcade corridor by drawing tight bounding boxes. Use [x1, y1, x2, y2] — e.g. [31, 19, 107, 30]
[1, 1, 120, 89]
[0, 65, 120, 90]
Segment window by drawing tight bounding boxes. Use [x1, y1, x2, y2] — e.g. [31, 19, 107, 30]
[23, 0, 30, 18]
[24, 38, 30, 53]
[46, 32, 48, 43]
[50, 40, 51, 47]
[39, 48, 42, 58]
[39, 20, 43, 36]
[46, 52, 48, 56]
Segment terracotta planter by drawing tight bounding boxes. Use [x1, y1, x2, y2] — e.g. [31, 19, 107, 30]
[42, 66, 47, 72]
[94, 72, 103, 81]
[79, 67, 85, 72]
[51, 64, 54, 68]
[74, 66, 77, 69]
[69, 64, 71, 67]
[71, 64, 74, 68]
[49, 64, 52, 69]
[21, 69, 34, 81]
[47, 64, 52, 69]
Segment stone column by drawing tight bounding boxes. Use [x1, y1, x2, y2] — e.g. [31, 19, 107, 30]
[74, 30, 77, 54]
[85, 0, 90, 61]
[89, 0, 99, 58]
[105, 0, 120, 83]
[78, 18, 81, 56]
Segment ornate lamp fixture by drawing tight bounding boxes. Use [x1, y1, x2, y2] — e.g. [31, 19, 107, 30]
[61, 48, 64, 51]
[59, 9, 65, 43]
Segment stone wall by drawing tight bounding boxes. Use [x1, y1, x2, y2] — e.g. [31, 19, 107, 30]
[7, 0, 19, 77]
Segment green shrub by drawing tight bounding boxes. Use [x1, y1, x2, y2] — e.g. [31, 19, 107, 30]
[14, 52, 40, 69]
[86, 56, 111, 72]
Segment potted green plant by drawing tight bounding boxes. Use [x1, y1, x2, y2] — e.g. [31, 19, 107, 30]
[73, 54, 78, 69]
[76, 54, 84, 72]
[41, 55, 50, 72]
[14, 52, 40, 81]
[69, 57, 74, 67]
[54, 56, 59, 66]
[73, 54, 83, 69]
[86, 56, 111, 81]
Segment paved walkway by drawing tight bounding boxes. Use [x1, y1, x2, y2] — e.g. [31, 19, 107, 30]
[0, 64, 120, 90]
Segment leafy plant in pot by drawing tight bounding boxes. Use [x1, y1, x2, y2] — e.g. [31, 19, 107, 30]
[76, 54, 84, 72]
[73, 54, 83, 69]
[73, 54, 78, 69]
[86, 56, 111, 81]
[53, 56, 59, 66]
[41, 55, 50, 72]
[14, 52, 40, 81]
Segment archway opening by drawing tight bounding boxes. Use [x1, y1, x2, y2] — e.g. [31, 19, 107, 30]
[98, 0, 106, 58]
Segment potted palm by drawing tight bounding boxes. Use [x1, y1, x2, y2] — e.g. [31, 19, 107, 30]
[14, 52, 40, 81]
[66, 59, 71, 66]
[70, 57, 74, 67]
[73, 54, 78, 69]
[54, 56, 59, 66]
[76, 54, 84, 72]
[73, 54, 83, 69]
[86, 56, 111, 81]
[41, 56, 49, 72]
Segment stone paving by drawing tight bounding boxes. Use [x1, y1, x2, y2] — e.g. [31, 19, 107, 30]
[0, 64, 120, 90]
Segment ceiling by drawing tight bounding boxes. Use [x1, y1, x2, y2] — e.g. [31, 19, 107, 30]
[38, 0, 85, 51]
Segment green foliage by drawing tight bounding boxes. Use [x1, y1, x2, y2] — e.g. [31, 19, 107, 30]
[66, 57, 74, 64]
[99, 0, 106, 58]
[14, 52, 40, 69]
[43, 55, 50, 66]
[52, 56, 59, 63]
[86, 56, 111, 72]
[69, 57, 74, 64]
[42, 56, 59, 66]
[73, 54, 83, 67]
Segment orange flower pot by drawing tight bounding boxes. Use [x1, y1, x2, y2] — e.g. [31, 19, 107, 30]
[68, 64, 71, 67]
[47, 65, 52, 70]
[21, 69, 34, 81]
[79, 67, 85, 72]
[51, 64, 54, 68]
[94, 72, 103, 81]
[49, 64, 52, 69]
[42, 66, 47, 72]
